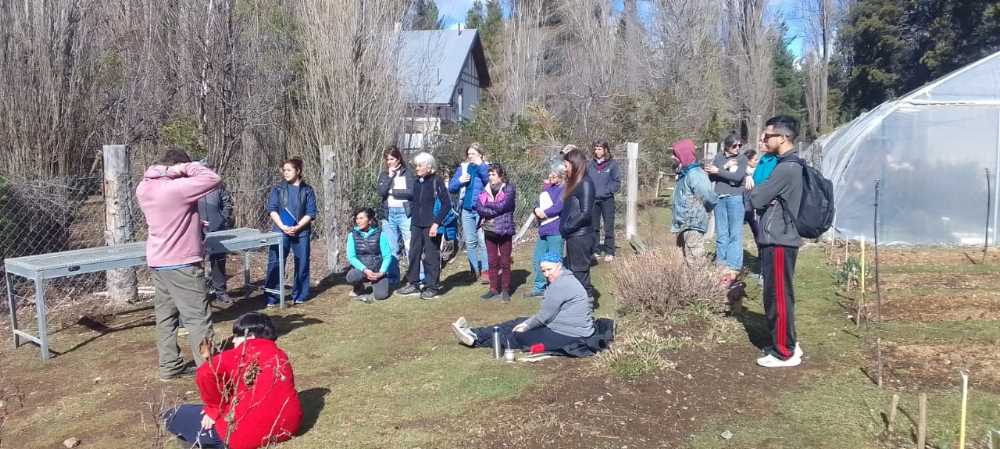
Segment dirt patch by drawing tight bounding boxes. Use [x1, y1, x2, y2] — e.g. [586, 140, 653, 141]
[881, 344, 1000, 393]
[464, 343, 802, 449]
[876, 248, 1000, 268]
[882, 272, 1000, 292]
[881, 290, 1000, 322]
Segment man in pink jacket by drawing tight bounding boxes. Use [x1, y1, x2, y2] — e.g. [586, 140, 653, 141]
[136, 148, 221, 381]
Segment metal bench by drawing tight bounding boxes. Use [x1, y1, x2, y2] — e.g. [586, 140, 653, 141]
[3, 228, 286, 361]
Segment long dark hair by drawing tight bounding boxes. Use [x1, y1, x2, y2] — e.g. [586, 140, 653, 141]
[592, 140, 611, 160]
[383, 145, 405, 169]
[562, 149, 588, 200]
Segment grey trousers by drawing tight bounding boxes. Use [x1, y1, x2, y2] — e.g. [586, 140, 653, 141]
[346, 268, 391, 300]
[153, 265, 214, 377]
[678, 230, 707, 267]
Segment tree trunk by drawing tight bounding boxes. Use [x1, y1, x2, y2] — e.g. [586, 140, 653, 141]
[102, 145, 137, 306]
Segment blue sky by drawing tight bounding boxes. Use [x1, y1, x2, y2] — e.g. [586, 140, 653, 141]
[436, 0, 807, 57]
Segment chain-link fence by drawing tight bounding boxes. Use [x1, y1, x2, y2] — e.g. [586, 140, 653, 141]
[0, 166, 333, 333]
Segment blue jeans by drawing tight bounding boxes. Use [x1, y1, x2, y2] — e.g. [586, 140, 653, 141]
[532, 234, 564, 292]
[265, 231, 311, 303]
[163, 404, 223, 448]
[461, 209, 489, 274]
[382, 207, 412, 258]
[714, 195, 745, 270]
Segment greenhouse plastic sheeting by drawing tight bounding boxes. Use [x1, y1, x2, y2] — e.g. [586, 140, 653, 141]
[820, 51, 1000, 245]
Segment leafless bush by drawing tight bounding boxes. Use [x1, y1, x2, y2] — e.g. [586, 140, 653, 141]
[611, 246, 729, 316]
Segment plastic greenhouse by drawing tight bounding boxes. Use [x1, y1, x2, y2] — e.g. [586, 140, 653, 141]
[819, 50, 1000, 245]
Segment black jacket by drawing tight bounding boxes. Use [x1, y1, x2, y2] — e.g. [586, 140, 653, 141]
[410, 174, 452, 228]
[560, 177, 596, 238]
[376, 165, 416, 217]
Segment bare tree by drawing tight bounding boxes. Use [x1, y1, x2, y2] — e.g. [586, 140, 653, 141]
[294, 0, 407, 272]
[725, 0, 775, 139]
[801, 0, 836, 138]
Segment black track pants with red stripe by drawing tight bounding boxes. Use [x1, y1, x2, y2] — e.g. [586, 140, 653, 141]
[760, 245, 798, 360]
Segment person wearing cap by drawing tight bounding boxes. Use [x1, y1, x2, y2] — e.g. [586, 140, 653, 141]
[450, 253, 595, 352]
[670, 138, 718, 266]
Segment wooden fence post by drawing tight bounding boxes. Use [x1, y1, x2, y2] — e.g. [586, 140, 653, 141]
[102, 145, 137, 305]
[917, 393, 928, 449]
[625, 142, 639, 241]
[319, 145, 340, 276]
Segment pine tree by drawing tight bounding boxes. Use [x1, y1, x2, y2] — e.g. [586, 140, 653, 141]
[407, 0, 443, 30]
[772, 24, 805, 126]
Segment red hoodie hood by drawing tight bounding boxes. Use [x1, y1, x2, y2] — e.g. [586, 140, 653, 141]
[672, 139, 697, 167]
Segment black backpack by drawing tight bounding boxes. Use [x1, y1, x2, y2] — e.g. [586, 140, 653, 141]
[779, 157, 835, 239]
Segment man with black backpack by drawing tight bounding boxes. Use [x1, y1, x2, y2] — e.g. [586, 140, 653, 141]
[748, 115, 807, 368]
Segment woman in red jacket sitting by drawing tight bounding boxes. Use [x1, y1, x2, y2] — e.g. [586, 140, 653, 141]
[163, 312, 303, 449]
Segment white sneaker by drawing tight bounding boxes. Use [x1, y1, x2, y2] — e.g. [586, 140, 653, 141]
[756, 354, 802, 368]
[793, 343, 803, 360]
[451, 320, 476, 347]
[454, 316, 468, 328]
[604, 255, 614, 263]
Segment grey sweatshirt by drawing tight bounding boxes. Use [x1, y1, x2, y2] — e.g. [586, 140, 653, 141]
[710, 152, 747, 197]
[749, 150, 803, 247]
[523, 270, 595, 338]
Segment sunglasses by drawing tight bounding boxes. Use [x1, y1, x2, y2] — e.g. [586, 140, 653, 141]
[763, 133, 785, 140]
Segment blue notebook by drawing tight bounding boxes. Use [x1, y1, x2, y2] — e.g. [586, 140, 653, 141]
[279, 207, 297, 227]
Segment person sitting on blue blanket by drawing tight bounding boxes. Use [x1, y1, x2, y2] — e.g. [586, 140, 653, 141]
[450, 253, 607, 356]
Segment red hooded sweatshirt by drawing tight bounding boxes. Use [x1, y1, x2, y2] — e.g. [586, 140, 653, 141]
[135, 163, 220, 267]
[196, 339, 303, 449]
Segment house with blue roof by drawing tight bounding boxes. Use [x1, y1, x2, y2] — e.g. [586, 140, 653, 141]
[399, 28, 492, 149]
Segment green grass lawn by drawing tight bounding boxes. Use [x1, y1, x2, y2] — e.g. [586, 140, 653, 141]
[2, 198, 998, 449]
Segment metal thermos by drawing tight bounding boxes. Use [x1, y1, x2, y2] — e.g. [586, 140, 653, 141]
[492, 326, 502, 359]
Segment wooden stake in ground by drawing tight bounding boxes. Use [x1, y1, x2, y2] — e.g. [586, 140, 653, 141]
[858, 236, 866, 328]
[917, 393, 928, 449]
[876, 336, 883, 388]
[102, 144, 137, 306]
[625, 142, 639, 241]
[984, 168, 991, 264]
[959, 371, 969, 449]
[886, 393, 899, 434]
[874, 179, 882, 324]
[845, 239, 851, 292]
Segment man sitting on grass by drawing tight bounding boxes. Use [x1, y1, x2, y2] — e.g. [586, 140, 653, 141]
[451, 254, 596, 353]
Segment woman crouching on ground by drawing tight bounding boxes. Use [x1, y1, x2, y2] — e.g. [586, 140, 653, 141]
[451, 254, 594, 352]
[476, 163, 517, 302]
[163, 312, 302, 449]
[346, 207, 397, 303]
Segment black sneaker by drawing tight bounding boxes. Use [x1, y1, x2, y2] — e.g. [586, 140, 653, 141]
[500, 292, 511, 303]
[480, 291, 499, 301]
[420, 288, 440, 300]
[159, 363, 197, 382]
[397, 284, 421, 296]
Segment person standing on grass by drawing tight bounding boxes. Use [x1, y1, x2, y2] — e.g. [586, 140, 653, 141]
[587, 141, 621, 263]
[376, 146, 415, 262]
[451, 254, 595, 353]
[136, 148, 221, 381]
[670, 138, 718, 267]
[477, 164, 517, 302]
[197, 162, 235, 305]
[163, 312, 302, 449]
[749, 115, 805, 368]
[345, 208, 397, 303]
[527, 162, 566, 298]
[264, 158, 318, 306]
[705, 133, 748, 278]
[560, 148, 598, 304]
[396, 152, 451, 300]
[448, 143, 491, 285]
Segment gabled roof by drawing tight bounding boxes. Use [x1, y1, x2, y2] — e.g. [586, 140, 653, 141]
[399, 29, 492, 105]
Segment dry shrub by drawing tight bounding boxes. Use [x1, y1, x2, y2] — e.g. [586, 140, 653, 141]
[594, 321, 682, 380]
[611, 246, 729, 317]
